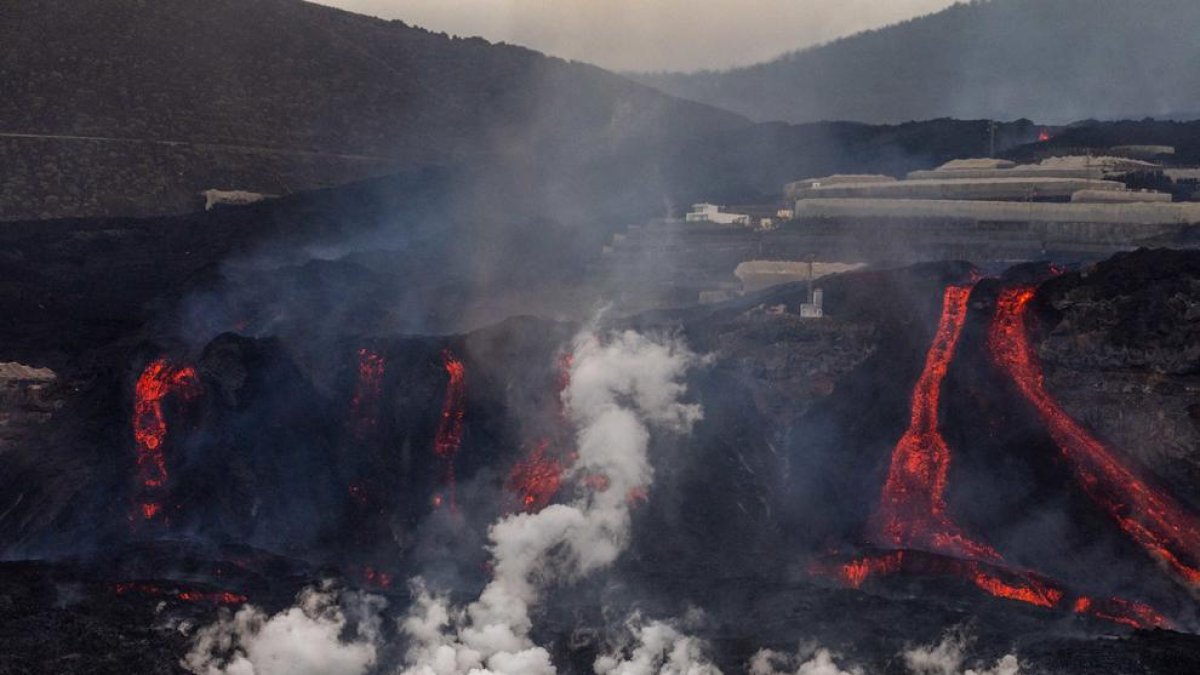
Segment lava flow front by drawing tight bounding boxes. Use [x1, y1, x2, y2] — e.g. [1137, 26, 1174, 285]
[869, 283, 1000, 562]
[818, 550, 1172, 630]
[433, 349, 466, 508]
[988, 286, 1200, 587]
[132, 358, 201, 521]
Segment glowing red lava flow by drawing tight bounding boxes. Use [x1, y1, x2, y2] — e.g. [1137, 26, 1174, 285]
[508, 439, 564, 512]
[506, 352, 576, 512]
[823, 551, 1171, 629]
[433, 349, 466, 509]
[815, 284, 1177, 630]
[114, 582, 247, 605]
[349, 348, 386, 439]
[830, 551, 1062, 608]
[988, 287, 1200, 588]
[1038, 128, 1052, 142]
[1073, 596, 1173, 630]
[870, 284, 1001, 563]
[133, 358, 201, 521]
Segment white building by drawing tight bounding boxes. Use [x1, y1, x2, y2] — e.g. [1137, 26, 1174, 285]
[799, 288, 824, 318]
[684, 203, 751, 226]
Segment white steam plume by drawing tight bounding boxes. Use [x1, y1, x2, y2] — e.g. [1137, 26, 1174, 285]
[593, 612, 721, 675]
[182, 582, 385, 675]
[903, 632, 1020, 675]
[398, 329, 704, 675]
[748, 645, 861, 675]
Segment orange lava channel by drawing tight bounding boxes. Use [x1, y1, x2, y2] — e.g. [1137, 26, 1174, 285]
[871, 284, 1001, 563]
[433, 349, 466, 509]
[988, 286, 1200, 588]
[132, 358, 200, 520]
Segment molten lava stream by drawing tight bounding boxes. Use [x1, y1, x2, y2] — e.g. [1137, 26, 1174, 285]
[508, 439, 564, 512]
[824, 551, 1171, 629]
[433, 349, 466, 509]
[989, 287, 1200, 587]
[132, 358, 201, 522]
[349, 347, 386, 440]
[870, 283, 1001, 563]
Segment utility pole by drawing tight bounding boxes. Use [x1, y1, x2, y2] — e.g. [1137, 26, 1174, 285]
[807, 256, 814, 305]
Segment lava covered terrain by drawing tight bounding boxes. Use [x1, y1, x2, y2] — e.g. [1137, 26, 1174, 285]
[3, 249, 1200, 673]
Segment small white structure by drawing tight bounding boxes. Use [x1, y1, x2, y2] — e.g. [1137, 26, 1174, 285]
[684, 203, 751, 226]
[800, 288, 824, 318]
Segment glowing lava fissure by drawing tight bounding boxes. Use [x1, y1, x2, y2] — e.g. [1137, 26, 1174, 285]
[133, 358, 201, 521]
[505, 351, 577, 513]
[114, 582, 247, 606]
[828, 550, 1061, 608]
[819, 550, 1172, 630]
[349, 347, 386, 439]
[988, 286, 1200, 587]
[870, 283, 1001, 563]
[508, 439, 564, 512]
[432, 349, 466, 508]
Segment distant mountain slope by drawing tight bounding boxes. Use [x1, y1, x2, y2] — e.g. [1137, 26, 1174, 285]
[634, 0, 1200, 125]
[0, 0, 743, 220]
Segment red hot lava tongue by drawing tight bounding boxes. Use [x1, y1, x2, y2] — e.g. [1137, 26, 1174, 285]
[821, 551, 1172, 630]
[870, 284, 1001, 563]
[508, 439, 564, 512]
[132, 358, 201, 522]
[988, 286, 1200, 588]
[506, 352, 575, 512]
[432, 349, 466, 509]
[817, 283, 1177, 629]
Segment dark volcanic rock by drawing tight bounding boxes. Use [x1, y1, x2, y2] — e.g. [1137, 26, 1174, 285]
[1037, 249, 1200, 507]
[3, 253, 1200, 672]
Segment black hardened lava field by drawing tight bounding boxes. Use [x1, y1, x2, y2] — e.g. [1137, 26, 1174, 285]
[3, 241, 1200, 674]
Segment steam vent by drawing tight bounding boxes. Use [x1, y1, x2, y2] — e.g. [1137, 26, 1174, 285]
[6, 0, 1200, 673]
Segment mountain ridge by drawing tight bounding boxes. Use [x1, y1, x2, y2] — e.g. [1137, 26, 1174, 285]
[0, 0, 744, 220]
[632, 0, 1200, 125]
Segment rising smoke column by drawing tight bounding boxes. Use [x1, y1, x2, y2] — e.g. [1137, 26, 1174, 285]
[594, 613, 722, 675]
[988, 286, 1200, 588]
[903, 631, 1019, 675]
[132, 357, 201, 521]
[869, 283, 1000, 562]
[399, 330, 703, 675]
[183, 583, 384, 675]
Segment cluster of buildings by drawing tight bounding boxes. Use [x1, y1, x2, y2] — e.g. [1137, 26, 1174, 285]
[609, 149, 1200, 316]
[787, 155, 1200, 225]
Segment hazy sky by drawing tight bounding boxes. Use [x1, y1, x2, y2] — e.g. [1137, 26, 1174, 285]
[315, 0, 961, 72]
